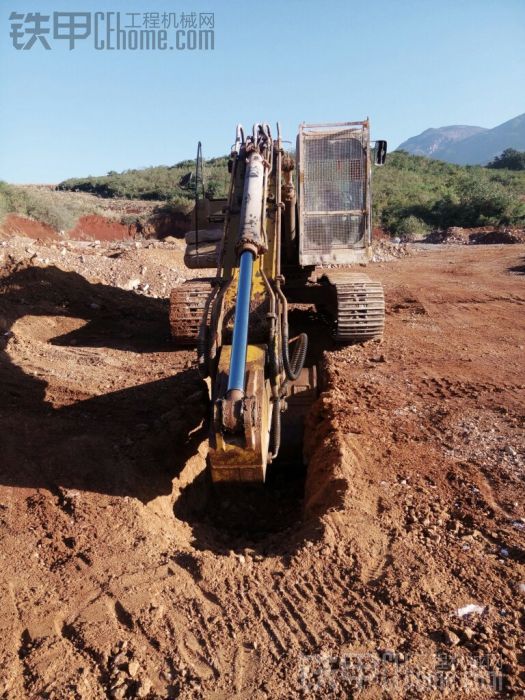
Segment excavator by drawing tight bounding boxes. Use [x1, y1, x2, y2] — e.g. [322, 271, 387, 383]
[170, 120, 387, 483]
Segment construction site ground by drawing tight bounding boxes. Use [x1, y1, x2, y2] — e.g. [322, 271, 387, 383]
[0, 236, 523, 699]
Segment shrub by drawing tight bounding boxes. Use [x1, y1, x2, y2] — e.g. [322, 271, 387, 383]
[394, 215, 429, 239]
[58, 157, 231, 202]
[165, 195, 194, 215]
[487, 148, 525, 171]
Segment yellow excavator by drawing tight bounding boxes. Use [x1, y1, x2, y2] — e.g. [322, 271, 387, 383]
[170, 120, 387, 482]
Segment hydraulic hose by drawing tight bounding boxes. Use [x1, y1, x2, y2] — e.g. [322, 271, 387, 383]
[196, 282, 218, 378]
[275, 283, 308, 382]
[282, 326, 308, 382]
[271, 394, 281, 459]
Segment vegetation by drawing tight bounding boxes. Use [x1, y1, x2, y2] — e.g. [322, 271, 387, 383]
[57, 157, 230, 206]
[0, 182, 104, 231]
[2, 151, 524, 235]
[487, 148, 525, 171]
[373, 150, 525, 233]
[59, 151, 525, 233]
[393, 215, 429, 240]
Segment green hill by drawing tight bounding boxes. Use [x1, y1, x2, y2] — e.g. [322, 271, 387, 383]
[2, 151, 524, 236]
[58, 151, 525, 235]
[57, 157, 231, 209]
[372, 151, 525, 235]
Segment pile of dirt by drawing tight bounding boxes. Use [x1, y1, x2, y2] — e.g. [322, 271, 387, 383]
[470, 229, 525, 244]
[0, 234, 207, 300]
[371, 238, 412, 261]
[427, 226, 525, 245]
[426, 227, 471, 244]
[0, 240, 523, 698]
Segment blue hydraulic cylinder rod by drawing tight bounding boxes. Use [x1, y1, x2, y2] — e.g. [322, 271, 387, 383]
[227, 250, 255, 394]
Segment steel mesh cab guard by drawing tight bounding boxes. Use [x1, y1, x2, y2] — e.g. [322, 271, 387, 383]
[297, 120, 372, 266]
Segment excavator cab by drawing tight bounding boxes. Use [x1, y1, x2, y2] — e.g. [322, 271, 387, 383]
[298, 121, 373, 265]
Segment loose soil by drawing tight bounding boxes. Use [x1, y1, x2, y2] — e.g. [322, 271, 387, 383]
[0, 240, 523, 699]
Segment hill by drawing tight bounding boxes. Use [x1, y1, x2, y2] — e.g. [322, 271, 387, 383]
[398, 125, 487, 158]
[57, 158, 231, 206]
[372, 151, 525, 234]
[2, 152, 524, 238]
[398, 113, 525, 165]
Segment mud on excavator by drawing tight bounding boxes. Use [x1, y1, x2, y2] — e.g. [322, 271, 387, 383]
[170, 121, 387, 483]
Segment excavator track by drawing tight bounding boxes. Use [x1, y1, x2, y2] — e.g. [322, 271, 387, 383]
[169, 278, 215, 345]
[321, 272, 385, 343]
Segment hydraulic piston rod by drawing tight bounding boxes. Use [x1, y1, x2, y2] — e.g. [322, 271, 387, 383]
[226, 249, 254, 395]
[226, 146, 266, 397]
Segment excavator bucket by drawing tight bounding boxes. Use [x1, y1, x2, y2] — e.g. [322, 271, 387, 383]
[209, 344, 272, 483]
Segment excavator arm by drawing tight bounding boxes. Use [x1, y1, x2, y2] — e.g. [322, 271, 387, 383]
[206, 124, 308, 482]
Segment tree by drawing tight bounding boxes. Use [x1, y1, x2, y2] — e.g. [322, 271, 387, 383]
[487, 148, 525, 171]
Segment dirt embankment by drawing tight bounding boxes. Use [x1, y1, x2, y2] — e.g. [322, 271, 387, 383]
[0, 211, 193, 243]
[0, 188, 197, 243]
[69, 215, 134, 241]
[0, 241, 523, 698]
[1, 214, 60, 241]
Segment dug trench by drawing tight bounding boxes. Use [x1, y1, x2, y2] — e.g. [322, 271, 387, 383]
[173, 308, 336, 554]
[0, 244, 523, 698]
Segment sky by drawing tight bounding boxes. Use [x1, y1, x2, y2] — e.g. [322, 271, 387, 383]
[0, 0, 524, 183]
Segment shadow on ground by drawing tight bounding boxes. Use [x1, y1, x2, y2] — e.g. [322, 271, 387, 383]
[173, 307, 338, 555]
[508, 257, 525, 275]
[0, 264, 207, 502]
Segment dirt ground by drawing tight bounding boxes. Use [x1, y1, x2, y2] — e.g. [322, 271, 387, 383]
[0, 239, 523, 699]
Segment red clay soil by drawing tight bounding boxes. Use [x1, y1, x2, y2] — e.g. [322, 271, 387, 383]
[69, 215, 133, 241]
[0, 244, 523, 698]
[0, 214, 59, 241]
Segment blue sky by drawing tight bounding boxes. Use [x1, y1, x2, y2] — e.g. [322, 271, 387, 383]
[1, 0, 524, 183]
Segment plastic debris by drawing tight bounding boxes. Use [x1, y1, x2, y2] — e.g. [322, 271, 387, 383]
[456, 603, 485, 618]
